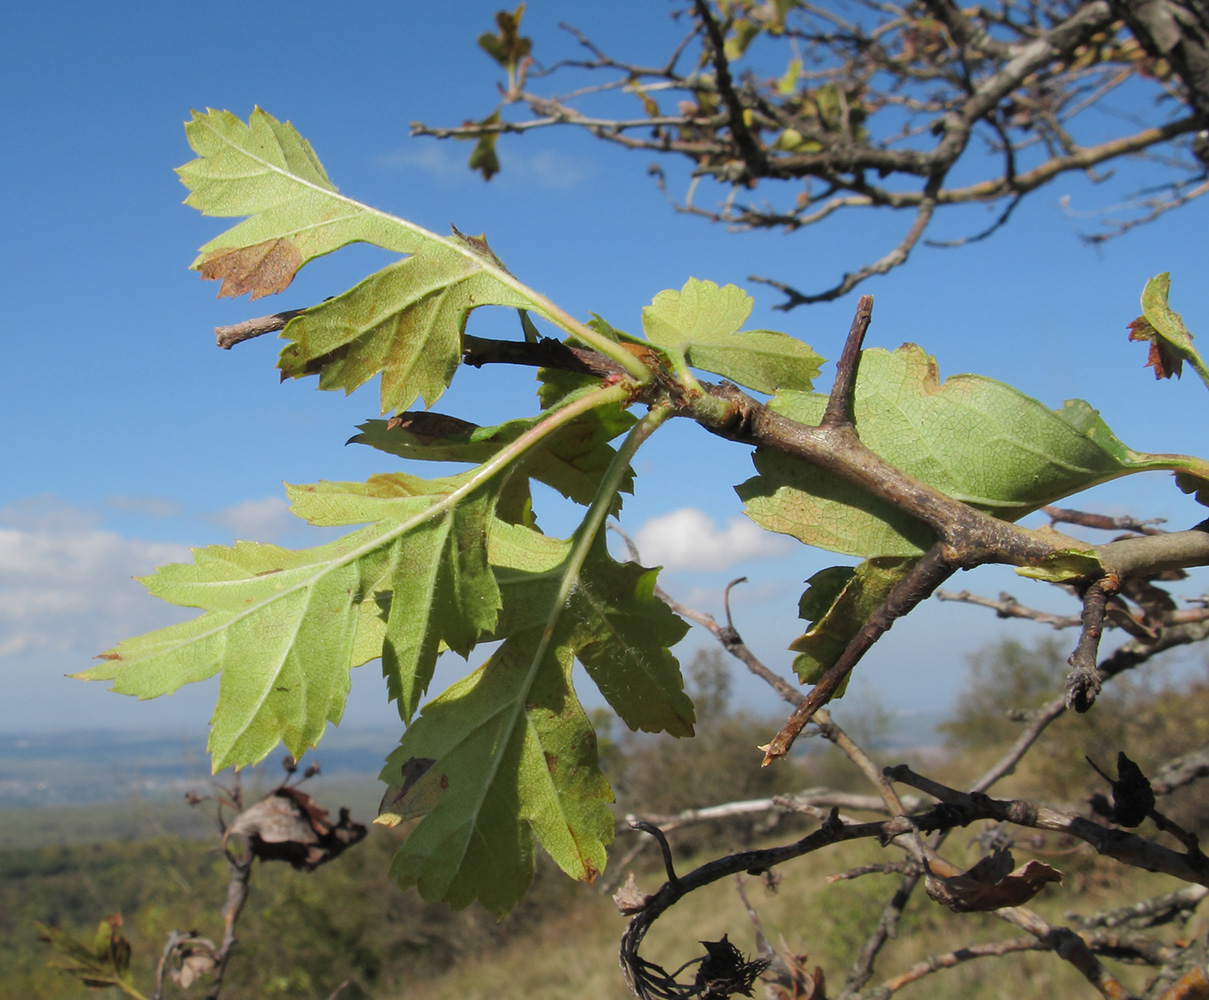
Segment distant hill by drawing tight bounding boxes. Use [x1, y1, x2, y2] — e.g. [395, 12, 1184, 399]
[0, 725, 403, 810]
[1, 707, 945, 811]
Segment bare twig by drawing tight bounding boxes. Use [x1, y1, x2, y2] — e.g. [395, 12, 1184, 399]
[1043, 505, 1168, 535]
[204, 845, 253, 1000]
[214, 308, 308, 349]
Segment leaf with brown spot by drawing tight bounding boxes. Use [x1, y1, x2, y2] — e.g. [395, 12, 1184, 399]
[179, 109, 576, 412]
[178, 108, 416, 297]
[198, 238, 303, 300]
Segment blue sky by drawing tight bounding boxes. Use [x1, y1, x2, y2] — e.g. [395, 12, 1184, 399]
[2, 2, 1207, 744]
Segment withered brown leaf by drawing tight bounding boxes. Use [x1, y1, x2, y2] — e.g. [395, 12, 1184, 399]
[1128, 315, 1184, 380]
[925, 849, 1062, 913]
[225, 786, 366, 870]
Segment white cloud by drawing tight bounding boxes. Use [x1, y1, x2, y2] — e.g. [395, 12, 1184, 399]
[631, 507, 793, 571]
[207, 496, 298, 543]
[0, 506, 192, 663]
[0, 494, 101, 532]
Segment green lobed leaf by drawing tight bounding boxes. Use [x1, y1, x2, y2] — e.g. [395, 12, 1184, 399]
[642, 279, 822, 393]
[179, 108, 611, 413]
[687, 330, 823, 394]
[290, 474, 503, 723]
[76, 528, 392, 771]
[77, 471, 506, 768]
[377, 625, 613, 917]
[487, 524, 695, 736]
[790, 558, 917, 692]
[642, 279, 754, 347]
[276, 239, 534, 413]
[376, 407, 689, 917]
[738, 345, 1209, 558]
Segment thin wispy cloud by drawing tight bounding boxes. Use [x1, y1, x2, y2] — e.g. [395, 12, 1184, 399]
[631, 507, 793, 572]
[207, 496, 300, 543]
[373, 142, 588, 189]
[106, 494, 181, 518]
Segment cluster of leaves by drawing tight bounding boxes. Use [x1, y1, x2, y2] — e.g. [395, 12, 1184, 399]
[78, 107, 1209, 919]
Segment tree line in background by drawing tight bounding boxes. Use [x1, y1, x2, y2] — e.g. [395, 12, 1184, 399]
[23, 636, 1209, 998]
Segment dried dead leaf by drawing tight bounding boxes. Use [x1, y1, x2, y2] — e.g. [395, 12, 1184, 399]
[225, 786, 366, 870]
[1129, 315, 1184, 379]
[613, 871, 652, 915]
[925, 849, 1062, 912]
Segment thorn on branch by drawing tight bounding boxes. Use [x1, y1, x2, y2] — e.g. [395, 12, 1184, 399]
[822, 295, 874, 427]
[763, 544, 956, 764]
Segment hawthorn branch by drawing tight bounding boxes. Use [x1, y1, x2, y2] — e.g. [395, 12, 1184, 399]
[884, 763, 1209, 885]
[1043, 504, 1168, 535]
[422, 2, 1209, 303]
[936, 588, 1084, 627]
[1065, 575, 1120, 711]
[761, 544, 959, 763]
[619, 784, 1207, 997]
